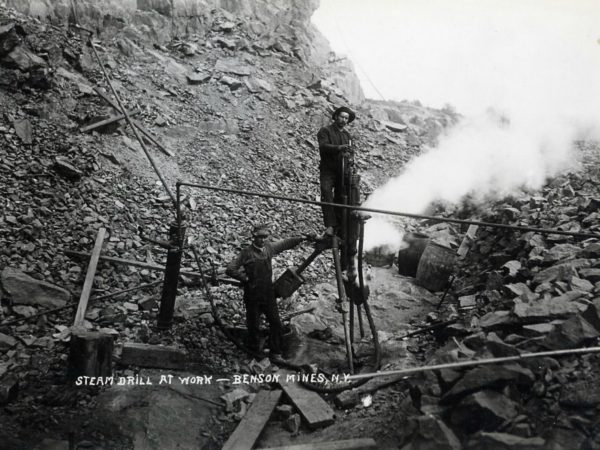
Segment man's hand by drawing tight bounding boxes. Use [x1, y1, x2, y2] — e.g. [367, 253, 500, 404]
[303, 232, 318, 242]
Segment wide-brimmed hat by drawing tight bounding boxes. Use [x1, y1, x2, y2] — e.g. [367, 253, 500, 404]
[252, 224, 270, 237]
[332, 106, 356, 123]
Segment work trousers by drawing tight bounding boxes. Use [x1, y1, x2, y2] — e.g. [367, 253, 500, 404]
[320, 169, 342, 229]
[244, 297, 283, 354]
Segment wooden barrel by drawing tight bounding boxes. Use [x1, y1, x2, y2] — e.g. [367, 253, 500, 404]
[416, 242, 456, 291]
[397, 233, 430, 277]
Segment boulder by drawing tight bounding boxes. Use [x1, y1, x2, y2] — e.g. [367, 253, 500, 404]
[450, 390, 519, 433]
[570, 276, 594, 292]
[543, 244, 580, 263]
[0, 23, 20, 57]
[244, 76, 273, 93]
[1, 267, 69, 308]
[13, 118, 32, 144]
[186, 72, 211, 85]
[220, 75, 242, 90]
[578, 243, 600, 259]
[401, 415, 461, 450]
[214, 58, 252, 76]
[543, 315, 599, 350]
[441, 364, 534, 404]
[559, 379, 600, 407]
[485, 333, 520, 357]
[479, 310, 515, 330]
[533, 260, 590, 285]
[53, 157, 82, 181]
[578, 268, 600, 283]
[580, 298, 600, 330]
[512, 294, 583, 322]
[1, 45, 46, 71]
[0, 332, 17, 351]
[381, 120, 407, 132]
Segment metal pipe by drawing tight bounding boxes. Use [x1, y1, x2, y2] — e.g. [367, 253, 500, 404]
[346, 346, 600, 381]
[177, 182, 600, 240]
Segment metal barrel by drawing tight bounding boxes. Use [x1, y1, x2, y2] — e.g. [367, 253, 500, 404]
[397, 232, 430, 277]
[415, 242, 456, 291]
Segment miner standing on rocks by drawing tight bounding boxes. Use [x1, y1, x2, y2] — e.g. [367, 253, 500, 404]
[226, 224, 314, 358]
[317, 106, 356, 233]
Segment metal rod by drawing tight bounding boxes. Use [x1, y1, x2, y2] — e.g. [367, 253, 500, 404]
[177, 182, 600, 239]
[87, 37, 176, 206]
[346, 346, 600, 381]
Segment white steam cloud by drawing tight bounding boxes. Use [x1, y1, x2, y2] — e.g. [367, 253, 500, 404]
[313, 1, 600, 251]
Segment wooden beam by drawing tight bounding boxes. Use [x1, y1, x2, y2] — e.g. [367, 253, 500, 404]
[80, 109, 141, 133]
[65, 249, 201, 277]
[222, 389, 282, 450]
[256, 438, 378, 450]
[277, 370, 335, 429]
[94, 87, 175, 157]
[65, 249, 241, 285]
[73, 228, 106, 327]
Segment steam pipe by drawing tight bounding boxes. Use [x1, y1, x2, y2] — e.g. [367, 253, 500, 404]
[346, 346, 600, 381]
[177, 182, 600, 239]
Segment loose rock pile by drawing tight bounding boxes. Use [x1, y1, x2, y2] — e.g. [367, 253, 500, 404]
[392, 143, 600, 449]
[0, 3, 458, 446]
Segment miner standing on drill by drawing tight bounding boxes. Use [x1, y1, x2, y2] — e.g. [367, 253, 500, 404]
[317, 106, 356, 234]
[226, 224, 313, 358]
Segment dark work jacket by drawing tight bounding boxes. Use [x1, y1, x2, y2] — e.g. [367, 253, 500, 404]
[226, 237, 304, 304]
[317, 124, 352, 174]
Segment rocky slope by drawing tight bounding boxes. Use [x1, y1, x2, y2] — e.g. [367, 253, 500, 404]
[0, 2, 458, 448]
[2, 1, 599, 449]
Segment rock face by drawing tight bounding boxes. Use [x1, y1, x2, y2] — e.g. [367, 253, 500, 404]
[1, 267, 70, 307]
[6, 0, 364, 104]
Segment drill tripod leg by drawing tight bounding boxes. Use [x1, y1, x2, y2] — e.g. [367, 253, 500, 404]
[332, 236, 354, 373]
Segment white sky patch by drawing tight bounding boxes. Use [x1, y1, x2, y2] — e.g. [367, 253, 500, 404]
[313, 1, 600, 250]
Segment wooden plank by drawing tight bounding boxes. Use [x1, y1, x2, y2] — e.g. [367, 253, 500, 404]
[94, 87, 175, 157]
[73, 228, 106, 327]
[80, 109, 141, 133]
[457, 224, 479, 257]
[121, 342, 187, 370]
[65, 249, 241, 285]
[277, 371, 335, 429]
[65, 250, 201, 278]
[222, 389, 282, 450]
[257, 438, 378, 450]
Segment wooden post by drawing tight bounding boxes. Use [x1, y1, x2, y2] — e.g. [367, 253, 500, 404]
[67, 330, 113, 381]
[73, 227, 106, 327]
[157, 222, 185, 329]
